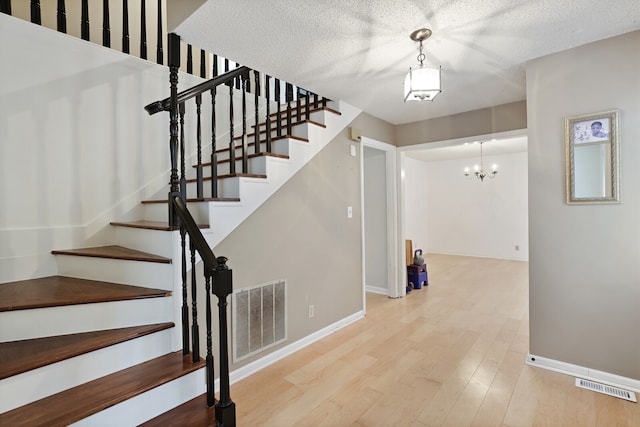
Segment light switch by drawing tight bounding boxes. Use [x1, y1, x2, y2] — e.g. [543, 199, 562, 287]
[350, 144, 356, 157]
[347, 206, 353, 218]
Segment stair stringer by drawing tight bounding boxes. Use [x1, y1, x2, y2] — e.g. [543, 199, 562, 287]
[204, 100, 360, 248]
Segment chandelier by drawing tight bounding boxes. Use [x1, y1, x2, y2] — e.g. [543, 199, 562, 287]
[464, 142, 498, 181]
[404, 28, 441, 102]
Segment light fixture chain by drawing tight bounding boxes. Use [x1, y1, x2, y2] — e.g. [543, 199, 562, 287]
[417, 40, 425, 66]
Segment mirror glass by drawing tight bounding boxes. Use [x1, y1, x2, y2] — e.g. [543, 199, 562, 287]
[566, 110, 619, 204]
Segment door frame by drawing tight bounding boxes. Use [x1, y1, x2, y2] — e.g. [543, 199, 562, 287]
[360, 137, 401, 309]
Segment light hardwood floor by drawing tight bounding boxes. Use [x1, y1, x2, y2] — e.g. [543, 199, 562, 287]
[232, 254, 639, 426]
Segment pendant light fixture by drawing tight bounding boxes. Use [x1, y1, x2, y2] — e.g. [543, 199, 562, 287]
[464, 141, 498, 181]
[404, 28, 442, 102]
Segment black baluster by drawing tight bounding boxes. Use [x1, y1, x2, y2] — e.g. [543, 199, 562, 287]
[0, 0, 12, 15]
[228, 82, 235, 175]
[81, 0, 89, 40]
[102, 0, 110, 47]
[322, 97, 327, 108]
[265, 75, 272, 152]
[275, 78, 282, 137]
[180, 224, 190, 355]
[254, 71, 260, 154]
[196, 94, 203, 198]
[179, 102, 186, 201]
[305, 89, 310, 120]
[31, 0, 41, 25]
[235, 63, 241, 90]
[204, 274, 214, 406]
[140, 0, 147, 59]
[213, 257, 236, 426]
[224, 58, 229, 73]
[211, 85, 218, 198]
[122, 0, 129, 53]
[241, 75, 248, 174]
[200, 50, 206, 78]
[313, 93, 319, 109]
[212, 54, 218, 77]
[57, 0, 66, 33]
[286, 83, 293, 135]
[156, 0, 163, 64]
[168, 33, 181, 227]
[190, 242, 200, 362]
[187, 44, 193, 74]
[296, 87, 302, 122]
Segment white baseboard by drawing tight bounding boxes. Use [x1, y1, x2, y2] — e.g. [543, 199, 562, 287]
[365, 285, 389, 296]
[215, 311, 365, 390]
[526, 353, 640, 393]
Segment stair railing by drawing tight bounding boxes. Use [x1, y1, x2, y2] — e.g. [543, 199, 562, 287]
[143, 32, 332, 426]
[171, 195, 235, 426]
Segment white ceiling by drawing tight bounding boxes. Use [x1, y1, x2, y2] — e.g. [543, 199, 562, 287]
[176, 0, 640, 126]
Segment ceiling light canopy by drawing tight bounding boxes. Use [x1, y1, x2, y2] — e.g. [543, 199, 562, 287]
[404, 28, 442, 102]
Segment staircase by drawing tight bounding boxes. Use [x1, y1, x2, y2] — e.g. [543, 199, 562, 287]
[0, 27, 359, 427]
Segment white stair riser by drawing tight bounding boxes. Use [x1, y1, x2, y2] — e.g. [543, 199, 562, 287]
[0, 329, 174, 414]
[114, 227, 178, 259]
[143, 202, 210, 226]
[55, 256, 174, 290]
[214, 156, 267, 176]
[0, 297, 173, 341]
[71, 368, 206, 427]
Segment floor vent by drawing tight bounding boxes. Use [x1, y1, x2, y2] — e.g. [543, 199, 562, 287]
[232, 279, 287, 363]
[575, 378, 637, 402]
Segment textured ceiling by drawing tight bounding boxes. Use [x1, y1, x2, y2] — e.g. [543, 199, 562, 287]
[177, 1, 640, 125]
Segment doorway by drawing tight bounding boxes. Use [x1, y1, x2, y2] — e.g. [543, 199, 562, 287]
[360, 137, 401, 304]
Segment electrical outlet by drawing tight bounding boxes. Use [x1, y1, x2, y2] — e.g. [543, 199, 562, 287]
[308, 304, 315, 318]
[515, 245, 520, 251]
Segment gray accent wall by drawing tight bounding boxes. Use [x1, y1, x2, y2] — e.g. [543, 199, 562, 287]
[214, 112, 391, 370]
[527, 30, 640, 380]
[395, 101, 527, 147]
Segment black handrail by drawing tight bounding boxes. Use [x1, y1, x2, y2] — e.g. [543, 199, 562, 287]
[144, 66, 251, 115]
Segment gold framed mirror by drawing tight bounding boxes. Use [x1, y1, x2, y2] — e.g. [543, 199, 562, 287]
[565, 110, 620, 204]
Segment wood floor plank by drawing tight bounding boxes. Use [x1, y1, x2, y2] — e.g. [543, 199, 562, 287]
[147, 255, 640, 426]
[0, 351, 204, 427]
[0, 323, 174, 379]
[0, 276, 170, 312]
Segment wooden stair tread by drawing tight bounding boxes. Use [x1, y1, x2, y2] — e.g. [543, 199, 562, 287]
[197, 152, 289, 167]
[109, 220, 210, 231]
[141, 197, 240, 204]
[0, 323, 174, 380]
[0, 276, 170, 312]
[257, 105, 341, 124]
[235, 119, 325, 140]
[51, 245, 171, 264]
[140, 393, 215, 426]
[215, 135, 308, 153]
[0, 351, 205, 427]
[187, 173, 267, 184]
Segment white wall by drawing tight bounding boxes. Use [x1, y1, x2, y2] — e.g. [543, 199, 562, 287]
[404, 151, 528, 261]
[363, 146, 388, 290]
[527, 30, 640, 380]
[0, 14, 207, 282]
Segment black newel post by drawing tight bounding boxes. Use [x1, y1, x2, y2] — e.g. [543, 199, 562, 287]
[168, 33, 181, 227]
[204, 274, 214, 407]
[213, 257, 236, 427]
[140, 0, 147, 59]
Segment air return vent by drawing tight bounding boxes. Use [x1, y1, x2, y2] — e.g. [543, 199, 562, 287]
[232, 280, 287, 362]
[575, 378, 637, 402]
